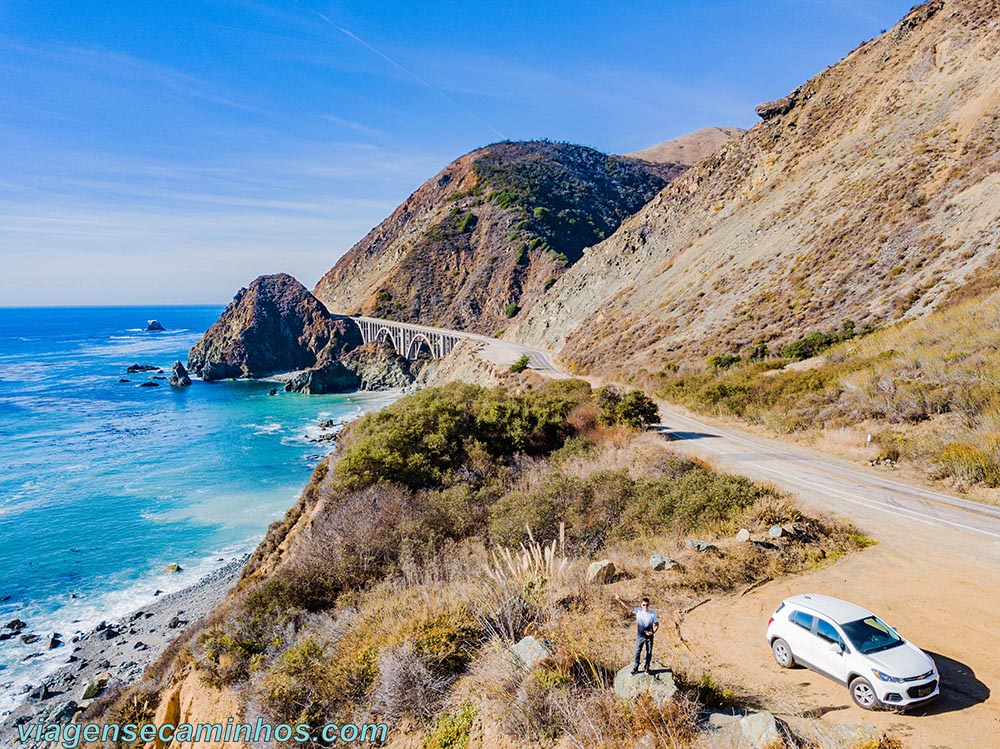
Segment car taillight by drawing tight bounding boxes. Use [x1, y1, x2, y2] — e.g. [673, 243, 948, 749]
[768, 616, 774, 626]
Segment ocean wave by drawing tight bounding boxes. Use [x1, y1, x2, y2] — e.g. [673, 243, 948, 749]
[0, 540, 256, 715]
[245, 422, 283, 435]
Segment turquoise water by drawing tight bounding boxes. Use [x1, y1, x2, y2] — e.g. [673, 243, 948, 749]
[0, 307, 396, 712]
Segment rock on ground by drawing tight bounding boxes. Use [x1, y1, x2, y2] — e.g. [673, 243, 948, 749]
[612, 661, 677, 706]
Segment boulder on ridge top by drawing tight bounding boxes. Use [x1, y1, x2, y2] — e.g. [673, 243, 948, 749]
[187, 274, 362, 381]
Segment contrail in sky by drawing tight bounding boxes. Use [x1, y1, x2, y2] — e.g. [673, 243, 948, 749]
[315, 13, 505, 139]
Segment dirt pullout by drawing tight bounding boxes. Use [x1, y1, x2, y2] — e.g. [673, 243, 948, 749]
[659, 430, 1000, 748]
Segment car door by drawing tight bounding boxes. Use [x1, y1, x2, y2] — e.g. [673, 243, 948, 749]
[784, 609, 816, 664]
[810, 616, 849, 683]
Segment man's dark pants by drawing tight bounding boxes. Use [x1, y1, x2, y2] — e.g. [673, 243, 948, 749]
[633, 633, 653, 671]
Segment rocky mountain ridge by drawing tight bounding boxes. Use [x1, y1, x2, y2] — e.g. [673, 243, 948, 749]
[509, 0, 1000, 373]
[313, 140, 683, 335]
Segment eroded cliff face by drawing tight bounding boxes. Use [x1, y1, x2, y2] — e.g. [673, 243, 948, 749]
[188, 273, 361, 380]
[313, 141, 683, 335]
[512, 0, 1000, 373]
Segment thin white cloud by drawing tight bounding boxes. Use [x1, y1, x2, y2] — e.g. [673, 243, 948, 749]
[312, 14, 506, 139]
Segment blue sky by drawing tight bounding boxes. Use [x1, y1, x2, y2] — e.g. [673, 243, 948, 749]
[0, 0, 915, 306]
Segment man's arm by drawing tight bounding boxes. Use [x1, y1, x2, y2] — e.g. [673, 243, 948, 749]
[614, 594, 633, 613]
[651, 620, 660, 635]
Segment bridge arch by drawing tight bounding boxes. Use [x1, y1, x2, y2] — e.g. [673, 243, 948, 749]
[406, 333, 434, 360]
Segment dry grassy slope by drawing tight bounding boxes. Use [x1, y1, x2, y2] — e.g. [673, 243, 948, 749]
[312, 141, 681, 335]
[513, 0, 1000, 373]
[626, 126, 745, 166]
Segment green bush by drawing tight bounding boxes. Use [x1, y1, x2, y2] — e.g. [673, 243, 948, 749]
[505, 302, 521, 318]
[423, 703, 476, 749]
[707, 353, 741, 369]
[334, 382, 588, 490]
[593, 386, 659, 428]
[510, 354, 530, 373]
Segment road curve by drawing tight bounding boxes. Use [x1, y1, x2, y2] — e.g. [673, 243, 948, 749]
[351, 315, 1000, 545]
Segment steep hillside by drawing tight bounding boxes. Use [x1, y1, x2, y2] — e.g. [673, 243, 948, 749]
[626, 126, 745, 166]
[313, 141, 682, 335]
[513, 0, 1000, 374]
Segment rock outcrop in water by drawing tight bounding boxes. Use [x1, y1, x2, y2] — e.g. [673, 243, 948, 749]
[187, 274, 362, 381]
[169, 361, 192, 387]
[282, 342, 423, 394]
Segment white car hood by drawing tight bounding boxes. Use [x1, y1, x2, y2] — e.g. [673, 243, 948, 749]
[865, 642, 935, 677]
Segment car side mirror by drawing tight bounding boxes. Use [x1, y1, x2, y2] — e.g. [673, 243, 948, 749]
[829, 642, 844, 654]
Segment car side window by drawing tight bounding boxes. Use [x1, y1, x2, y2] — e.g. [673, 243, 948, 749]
[815, 617, 843, 647]
[789, 610, 815, 631]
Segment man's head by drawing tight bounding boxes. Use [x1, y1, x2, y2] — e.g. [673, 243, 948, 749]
[641, 597, 650, 608]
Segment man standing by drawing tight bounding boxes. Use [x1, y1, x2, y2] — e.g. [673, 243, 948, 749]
[616, 594, 659, 675]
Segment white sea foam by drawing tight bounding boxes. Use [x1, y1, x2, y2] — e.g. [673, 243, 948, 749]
[0, 540, 255, 715]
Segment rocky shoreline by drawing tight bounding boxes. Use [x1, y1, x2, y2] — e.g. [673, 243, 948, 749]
[0, 556, 247, 746]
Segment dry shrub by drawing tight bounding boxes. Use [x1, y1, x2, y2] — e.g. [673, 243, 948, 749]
[370, 642, 453, 723]
[560, 690, 700, 749]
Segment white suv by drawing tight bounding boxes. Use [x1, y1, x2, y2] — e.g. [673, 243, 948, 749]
[766, 594, 939, 709]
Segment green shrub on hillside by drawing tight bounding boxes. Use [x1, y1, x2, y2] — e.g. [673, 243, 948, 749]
[335, 382, 589, 490]
[593, 386, 659, 428]
[510, 354, 530, 373]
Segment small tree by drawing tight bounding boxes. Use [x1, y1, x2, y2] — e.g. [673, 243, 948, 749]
[594, 386, 659, 429]
[510, 354, 530, 373]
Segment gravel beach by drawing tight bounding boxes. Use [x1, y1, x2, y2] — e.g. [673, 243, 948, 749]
[0, 555, 246, 746]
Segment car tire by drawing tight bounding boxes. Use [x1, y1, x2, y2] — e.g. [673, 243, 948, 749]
[849, 676, 882, 710]
[771, 638, 795, 668]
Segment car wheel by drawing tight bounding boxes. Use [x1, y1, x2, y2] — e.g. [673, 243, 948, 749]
[771, 638, 795, 668]
[849, 677, 882, 710]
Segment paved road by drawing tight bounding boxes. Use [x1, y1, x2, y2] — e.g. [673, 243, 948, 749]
[360, 314, 1000, 544]
[656, 405, 1000, 545]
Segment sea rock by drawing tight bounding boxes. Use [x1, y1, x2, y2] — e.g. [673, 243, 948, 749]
[46, 635, 62, 650]
[586, 559, 615, 584]
[169, 361, 192, 387]
[612, 661, 677, 706]
[26, 683, 50, 703]
[283, 360, 360, 395]
[162, 563, 183, 574]
[284, 341, 421, 394]
[20, 633, 40, 644]
[47, 700, 79, 724]
[82, 672, 111, 700]
[100, 626, 119, 640]
[650, 554, 678, 571]
[268, 387, 278, 396]
[508, 636, 553, 671]
[138, 381, 159, 388]
[4, 619, 26, 632]
[126, 364, 161, 373]
[187, 273, 362, 381]
[119, 379, 130, 383]
[146, 320, 165, 331]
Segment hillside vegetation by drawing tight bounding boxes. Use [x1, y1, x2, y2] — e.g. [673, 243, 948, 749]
[313, 141, 682, 335]
[91, 381, 873, 748]
[512, 0, 1000, 375]
[647, 289, 1000, 499]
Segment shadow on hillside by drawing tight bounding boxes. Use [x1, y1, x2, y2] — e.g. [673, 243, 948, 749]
[655, 425, 720, 441]
[907, 650, 989, 715]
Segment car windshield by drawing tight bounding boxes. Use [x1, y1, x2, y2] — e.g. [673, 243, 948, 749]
[841, 616, 903, 654]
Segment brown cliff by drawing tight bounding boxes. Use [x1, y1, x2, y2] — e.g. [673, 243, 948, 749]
[187, 273, 361, 381]
[512, 0, 1000, 373]
[313, 140, 683, 335]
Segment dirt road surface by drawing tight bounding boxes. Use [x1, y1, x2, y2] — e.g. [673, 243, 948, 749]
[657, 404, 999, 749]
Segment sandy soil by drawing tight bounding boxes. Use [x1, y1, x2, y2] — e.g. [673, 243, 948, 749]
[655, 408, 1000, 749]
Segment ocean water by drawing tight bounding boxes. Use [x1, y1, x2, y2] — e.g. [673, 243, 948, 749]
[0, 306, 397, 713]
